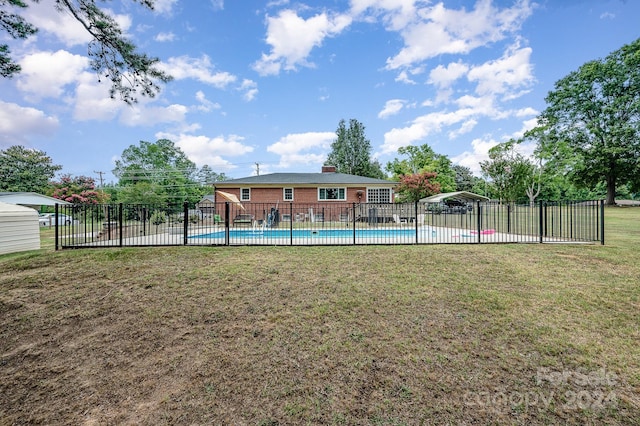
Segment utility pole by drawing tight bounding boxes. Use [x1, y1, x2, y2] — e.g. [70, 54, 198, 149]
[94, 171, 105, 188]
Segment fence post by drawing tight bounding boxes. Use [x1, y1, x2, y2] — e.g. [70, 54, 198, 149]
[415, 201, 419, 244]
[476, 201, 481, 244]
[290, 202, 293, 246]
[352, 203, 356, 245]
[539, 200, 544, 244]
[142, 207, 147, 236]
[507, 203, 511, 234]
[600, 199, 605, 245]
[224, 202, 230, 246]
[118, 203, 123, 247]
[54, 203, 59, 250]
[183, 201, 189, 245]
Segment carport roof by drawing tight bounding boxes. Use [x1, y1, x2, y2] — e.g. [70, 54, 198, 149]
[419, 191, 490, 203]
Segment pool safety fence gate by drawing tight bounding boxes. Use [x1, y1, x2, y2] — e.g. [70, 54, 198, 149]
[53, 200, 604, 249]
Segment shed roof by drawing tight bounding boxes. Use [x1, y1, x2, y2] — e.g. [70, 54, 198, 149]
[0, 192, 71, 207]
[0, 201, 39, 216]
[419, 191, 490, 203]
[215, 172, 396, 186]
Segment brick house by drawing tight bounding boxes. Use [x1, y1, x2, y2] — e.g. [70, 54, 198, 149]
[211, 166, 398, 225]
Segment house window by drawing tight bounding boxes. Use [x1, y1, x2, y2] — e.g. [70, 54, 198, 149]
[318, 187, 346, 200]
[367, 188, 391, 203]
[240, 188, 250, 201]
[283, 188, 294, 201]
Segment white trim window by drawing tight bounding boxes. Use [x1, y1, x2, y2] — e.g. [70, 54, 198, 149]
[367, 188, 391, 203]
[240, 188, 251, 201]
[318, 187, 346, 201]
[283, 188, 294, 201]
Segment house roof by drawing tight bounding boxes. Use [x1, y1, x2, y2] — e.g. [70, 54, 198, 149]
[0, 192, 71, 207]
[215, 172, 396, 186]
[419, 191, 490, 203]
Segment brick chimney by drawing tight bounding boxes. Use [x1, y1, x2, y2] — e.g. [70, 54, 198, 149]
[321, 165, 336, 173]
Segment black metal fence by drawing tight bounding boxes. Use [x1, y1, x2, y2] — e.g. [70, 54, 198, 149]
[52, 200, 604, 249]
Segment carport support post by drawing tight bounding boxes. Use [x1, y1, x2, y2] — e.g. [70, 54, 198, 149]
[183, 201, 189, 245]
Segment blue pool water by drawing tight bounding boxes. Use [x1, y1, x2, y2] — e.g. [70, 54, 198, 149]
[191, 227, 419, 239]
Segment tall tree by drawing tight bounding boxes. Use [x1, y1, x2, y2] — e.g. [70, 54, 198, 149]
[536, 38, 640, 205]
[113, 139, 200, 206]
[452, 164, 477, 192]
[1, 0, 172, 103]
[480, 140, 539, 203]
[386, 144, 456, 192]
[197, 165, 228, 185]
[326, 119, 385, 178]
[0, 145, 62, 192]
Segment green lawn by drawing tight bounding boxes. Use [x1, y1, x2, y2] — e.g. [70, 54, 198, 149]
[1, 207, 638, 424]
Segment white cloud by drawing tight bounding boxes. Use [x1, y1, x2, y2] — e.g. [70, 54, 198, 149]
[384, 0, 533, 70]
[382, 108, 477, 153]
[24, 0, 133, 47]
[378, 99, 405, 119]
[16, 50, 89, 99]
[194, 91, 221, 112]
[239, 79, 259, 102]
[395, 70, 416, 84]
[467, 44, 534, 98]
[153, 0, 179, 14]
[120, 104, 189, 127]
[512, 117, 539, 139]
[72, 73, 190, 127]
[72, 74, 124, 121]
[253, 9, 352, 76]
[267, 0, 290, 8]
[155, 32, 176, 42]
[23, 0, 91, 46]
[210, 0, 224, 11]
[157, 132, 254, 169]
[514, 107, 538, 117]
[159, 55, 237, 88]
[447, 119, 477, 139]
[451, 137, 499, 175]
[451, 123, 540, 175]
[0, 101, 59, 145]
[351, 0, 419, 30]
[267, 131, 334, 168]
[429, 61, 469, 89]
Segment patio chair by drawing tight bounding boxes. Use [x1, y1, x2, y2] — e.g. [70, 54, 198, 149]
[393, 214, 407, 225]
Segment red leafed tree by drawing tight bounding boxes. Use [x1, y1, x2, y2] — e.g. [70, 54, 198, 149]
[395, 171, 441, 203]
[50, 175, 109, 205]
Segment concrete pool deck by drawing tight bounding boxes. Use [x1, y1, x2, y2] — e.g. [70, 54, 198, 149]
[61, 224, 589, 247]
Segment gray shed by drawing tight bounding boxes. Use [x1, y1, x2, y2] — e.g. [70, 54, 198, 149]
[0, 202, 40, 255]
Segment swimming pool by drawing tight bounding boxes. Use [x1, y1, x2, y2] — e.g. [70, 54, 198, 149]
[192, 227, 420, 239]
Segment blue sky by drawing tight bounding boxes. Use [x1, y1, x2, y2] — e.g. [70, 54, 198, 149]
[1, 0, 639, 184]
